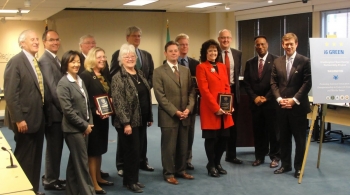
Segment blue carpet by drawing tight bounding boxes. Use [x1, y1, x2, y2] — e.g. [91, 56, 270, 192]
[1, 105, 350, 195]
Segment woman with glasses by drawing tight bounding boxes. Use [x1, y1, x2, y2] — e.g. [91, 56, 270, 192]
[111, 43, 153, 193]
[80, 47, 112, 194]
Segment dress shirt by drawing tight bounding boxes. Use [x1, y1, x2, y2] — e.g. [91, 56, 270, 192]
[167, 61, 179, 73]
[258, 52, 269, 68]
[46, 49, 61, 67]
[178, 56, 188, 68]
[23, 49, 38, 78]
[221, 49, 235, 85]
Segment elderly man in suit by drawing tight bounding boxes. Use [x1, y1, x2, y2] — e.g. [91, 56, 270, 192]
[175, 33, 199, 170]
[153, 41, 195, 185]
[39, 30, 66, 191]
[243, 35, 280, 168]
[4, 30, 48, 195]
[217, 29, 243, 164]
[110, 26, 155, 175]
[271, 33, 311, 178]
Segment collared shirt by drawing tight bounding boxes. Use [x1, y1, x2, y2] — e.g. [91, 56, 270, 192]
[136, 48, 143, 67]
[167, 61, 179, 73]
[178, 56, 189, 68]
[258, 52, 269, 68]
[22, 49, 38, 78]
[46, 49, 61, 67]
[221, 49, 235, 84]
[66, 73, 90, 120]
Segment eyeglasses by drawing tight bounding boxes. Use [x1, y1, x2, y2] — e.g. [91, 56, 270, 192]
[83, 42, 96, 45]
[123, 56, 136, 60]
[97, 56, 107, 60]
[47, 38, 61, 42]
[179, 44, 188, 47]
[219, 36, 231, 40]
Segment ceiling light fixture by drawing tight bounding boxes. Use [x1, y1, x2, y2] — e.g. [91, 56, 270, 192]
[1, 17, 6, 23]
[24, 0, 31, 8]
[225, 4, 230, 10]
[17, 9, 22, 16]
[124, 0, 158, 6]
[186, 2, 222, 8]
[268, 0, 273, 3]
[0, 10, 30, 14]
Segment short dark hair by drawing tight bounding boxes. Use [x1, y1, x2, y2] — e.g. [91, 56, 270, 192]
[164, 40, 179, 52]
[200, 39, 222, 62]
[254, 35, 267, 42]
[61, 50, 80, 74]
[42, 30, 59, 41]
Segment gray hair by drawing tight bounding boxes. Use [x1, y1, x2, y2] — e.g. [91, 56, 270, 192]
[118, 43, 137, 66]
[175, 33, 189, 43]
[126, 26, 142, 36]
[218, 29, 232, 36]
[79, 34, 95, 46]
[18, 29, 35, 48]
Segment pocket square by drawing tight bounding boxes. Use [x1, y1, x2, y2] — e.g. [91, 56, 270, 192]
[295, 71, 298, 73]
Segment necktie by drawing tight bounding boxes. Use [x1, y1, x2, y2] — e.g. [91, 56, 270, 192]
[286, 57, 293, 80]
[136, 56, 142, 70]
[224, 51, 230, 82]
[258, 59, 264, 79]
[55, 56, 61, 67]
[173, 65, 180, 82]
[33, 58, 44, 103]
[180, 58, 186, 66]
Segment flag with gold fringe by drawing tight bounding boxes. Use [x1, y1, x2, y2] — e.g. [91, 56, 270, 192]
[166, 19, 170, 42]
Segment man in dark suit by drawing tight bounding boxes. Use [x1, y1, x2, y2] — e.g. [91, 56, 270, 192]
[243, 35, 280, 168]
[175, 33, 199, 170]
[39, 30, 65, 191]
[271, 33, 311, 178]
[110, 26, 155, 175]
[217, 29, 243, 164]
[4, 30, 47, 195]
[153, 41, 195, 185]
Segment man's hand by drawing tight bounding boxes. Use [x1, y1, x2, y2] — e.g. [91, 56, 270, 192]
[175, 111, 185, 120]
[16, 120, 28, 133]
[182, 109, 190, 118]
[280, 98, 295, 109]
[254, 96, 266, 106]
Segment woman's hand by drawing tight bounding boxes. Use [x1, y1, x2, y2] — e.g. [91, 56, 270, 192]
[84, 124, 94, 136]
[124, 125, 132, 135]
[147, 122, 153, 127]
[96, 110, 109, 119]
[215, 108, 225, 115]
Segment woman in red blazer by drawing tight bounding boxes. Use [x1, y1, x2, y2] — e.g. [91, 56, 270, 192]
[196, 39, 234, 177]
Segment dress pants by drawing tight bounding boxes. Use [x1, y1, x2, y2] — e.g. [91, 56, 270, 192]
[65, 133, 95, 195]
[161, 123, 188, 179]
[186, 113, 196, 164]
[116, 127, 140, 185]
[252, 105, 280, 161]
[13, 122, 45, 192]
[43, 122, 64, 184]
[278, 109, 307, 170]
[226, 89, 238, 159]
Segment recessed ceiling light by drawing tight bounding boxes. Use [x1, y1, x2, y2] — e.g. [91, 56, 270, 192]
[268, 0, 273, 3]
[186, 2, 222, 8]
[124, 0, 158, 6]
[0, 10, 30, 14]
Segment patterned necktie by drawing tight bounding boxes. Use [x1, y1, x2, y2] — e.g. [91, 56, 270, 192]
[180, 58, 186, 66]
[33, 58, 44, 103]
[224, 51, 230, 82]
[286, 57, 293, 80]
[258, 59, 264, 79]
[173, 65, 180, 82]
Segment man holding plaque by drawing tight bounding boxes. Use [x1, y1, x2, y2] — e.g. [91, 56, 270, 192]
[175, 33, 199, 170]
[243, 35, 280, 168]
[271, 33, 311, 178]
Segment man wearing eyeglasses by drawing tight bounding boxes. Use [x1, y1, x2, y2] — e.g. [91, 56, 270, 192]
[39, 30, 65, 191]
[110, 26, 155, 176]
[217, 29, 243, 165]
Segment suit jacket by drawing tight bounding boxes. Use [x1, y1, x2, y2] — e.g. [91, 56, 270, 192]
[110, 49, 154, 88]
[57, 75, 93, 133]
[39, 50, 63, 122]
[270, 53, 312, 115]
[196, 61, 233, 130]
[78, 53, 111, 82]
[218, 48, 242, 103]
[4, 51, 49, 133]
[243, 53, 278, 110]
[153, 63, 195, 127]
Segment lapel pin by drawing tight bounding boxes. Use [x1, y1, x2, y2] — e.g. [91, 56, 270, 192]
[93, 76, 96, 79]
[210, 68, 215, 73]
[295, 71, 298, 73]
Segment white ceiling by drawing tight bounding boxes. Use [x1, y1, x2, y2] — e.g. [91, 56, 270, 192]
[0, 0, 326, 21]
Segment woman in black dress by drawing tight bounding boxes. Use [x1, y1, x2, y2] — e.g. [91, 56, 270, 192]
[80, 47, 112, 194]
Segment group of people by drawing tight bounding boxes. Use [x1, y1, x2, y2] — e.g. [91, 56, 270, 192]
[4, 24, 311, 195]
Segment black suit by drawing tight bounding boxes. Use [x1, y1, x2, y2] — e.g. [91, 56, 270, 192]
[270, 53, 311, 170]
[218, 48, 242, 159]
[110, 48, 154, 170]
[243, 53, 280, 161]
[39, 50, 64, 185]
[78, 53, 111, 82]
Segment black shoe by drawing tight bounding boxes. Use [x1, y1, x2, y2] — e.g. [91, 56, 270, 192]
[95, 189, 107, 194]
[100, 170, 110, 178]
[225, 157, 243, 164]
[118, 169, 124, 177]
[58, 179, 66, 185]
[136, 182, 145, 188]
[294, 170, 301, 178]
[44, 182, 65, 191]
[126, 184, 143, 193]
[140, 162, 154, 172]
[186, 162, 194, 170]
[215, 164, 227, 174]
[97, 181, 114, 186]
[274, 167, 292, 174]
[206, 165, 220, 177]
[252, 159, 264, 166]
[36, 192, 45, 195]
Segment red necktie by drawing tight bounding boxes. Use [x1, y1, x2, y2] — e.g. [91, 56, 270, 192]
[224, 51, 230, 82]
[258, 59, 263, 79]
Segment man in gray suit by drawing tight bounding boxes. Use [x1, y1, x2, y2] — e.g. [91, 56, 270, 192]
[39, 30, 65, 191]
[4, 30, 47, 195]
[153, 41, 195, 185]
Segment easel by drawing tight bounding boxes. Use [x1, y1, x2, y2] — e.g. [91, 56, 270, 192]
[298, 104, 327, 184]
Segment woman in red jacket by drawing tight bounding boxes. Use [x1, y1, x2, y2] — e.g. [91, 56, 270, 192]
[196, 39, 234, 177]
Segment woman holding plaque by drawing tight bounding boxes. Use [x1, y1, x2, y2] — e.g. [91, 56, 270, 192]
[80, 47, 113, 194]
[196, 39, 234, 177]
[111, 43, 153, 193]
[56, 50, 95, 195]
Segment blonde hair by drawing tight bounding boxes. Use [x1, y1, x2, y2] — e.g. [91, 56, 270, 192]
[282, 33, 298, 43]
[175, 33, 189, 43]
[84, 47, 106, 71]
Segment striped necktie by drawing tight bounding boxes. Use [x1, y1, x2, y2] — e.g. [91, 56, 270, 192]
[173, 65, 180, 82]
[33, 58, 44, 103]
